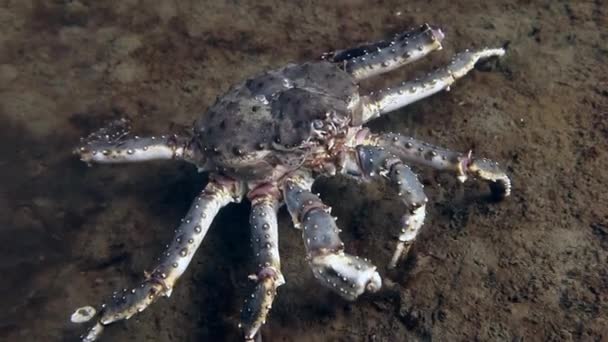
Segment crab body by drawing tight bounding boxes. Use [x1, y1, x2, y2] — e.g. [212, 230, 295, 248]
[72, 24, 511, 342]
[194, 61, 359, 182]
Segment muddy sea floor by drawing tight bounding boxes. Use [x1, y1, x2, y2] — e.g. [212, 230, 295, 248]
[1, 1, 607, 341]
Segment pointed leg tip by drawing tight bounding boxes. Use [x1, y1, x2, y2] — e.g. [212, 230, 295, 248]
[389, 243, 404, 269]
[240, 273, 281, 341]
[478, 47, 506, 58]
[431, 27, 445, 42]
[495, 47, 507, 57]
[387, 254, 399, 269]
[389, 239, 416, 269]
[82, 322, 105, 342]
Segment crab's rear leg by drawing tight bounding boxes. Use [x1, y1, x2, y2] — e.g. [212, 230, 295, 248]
[342, 146, 428, 268]
[283, 171, 382, 300]
[323, 23, 444, 80]
[358, 47, 505, 124]
[73, 179, 242, 342]
[74, 118, 201, 165]
[369, 133, 511, 198]
[239, 188, 284, 341]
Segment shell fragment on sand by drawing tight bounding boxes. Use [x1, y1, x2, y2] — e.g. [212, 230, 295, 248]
[70, 305, 96, 323]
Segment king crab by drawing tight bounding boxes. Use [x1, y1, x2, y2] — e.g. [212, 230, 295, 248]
[71, 24, 511, 341]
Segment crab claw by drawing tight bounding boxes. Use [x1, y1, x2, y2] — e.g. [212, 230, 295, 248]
[466, 156, 512, 199]
[310, 252, 382, 301]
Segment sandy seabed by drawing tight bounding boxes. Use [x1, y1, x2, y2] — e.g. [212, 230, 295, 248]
[1, 1, 606, 341]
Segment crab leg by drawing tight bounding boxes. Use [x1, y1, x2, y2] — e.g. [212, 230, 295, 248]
[323, 23, 444, 80]
[75, 179, 242, 342]
[240, 188, 284, 341]
[283, 171, 382, 300]
[74, 118, 200, 165]
[368, 133, 511, 198]
[359, 47, 505, 124]
[342, 146, 428, 268]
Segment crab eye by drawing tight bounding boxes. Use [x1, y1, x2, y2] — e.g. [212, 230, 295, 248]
[312, 120, 324, 129]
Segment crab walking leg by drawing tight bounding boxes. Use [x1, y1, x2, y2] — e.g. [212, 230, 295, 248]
[359, 47, 506, 123]
[283, 172, 382, 300]
[370, 133, 511, 198]
[78, 179, 242, 342]
[323, 23, 444, 80]
[240, 190, 285, 341]
[342, 146, 428, 268]
[74, 118, 200, 164]
[76, 134, 198, 164]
